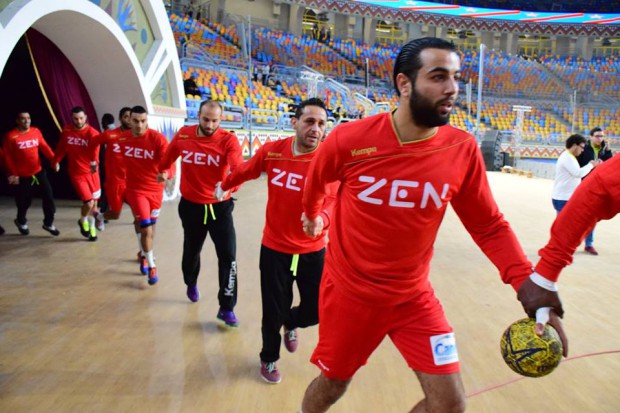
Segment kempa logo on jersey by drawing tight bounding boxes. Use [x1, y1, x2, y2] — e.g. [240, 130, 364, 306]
[181, 150, 220, 166]
[17, 139, 40, 149]
[357, 176, 449, 208]
[430, 333, 459, 366]
[67, 137, 89, 146]
[267, 152, 282, 157]
[271, 168, 304, 192]
[351, 147, 377, 157]
[124, 147, 155, 159]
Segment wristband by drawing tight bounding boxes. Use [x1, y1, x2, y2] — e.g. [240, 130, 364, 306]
[530, 272, 558, 292]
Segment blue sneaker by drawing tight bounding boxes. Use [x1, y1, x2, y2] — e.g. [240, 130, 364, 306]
[147, 267, 158, 285]
[139, 255, 148, 275]
[217, 308, 239, 327]
[187, 285, 200, 302]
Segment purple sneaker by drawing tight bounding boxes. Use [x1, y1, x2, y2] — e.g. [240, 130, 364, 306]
[260, 361, 281, 384]
[187, 285, 200, 302]
[217, 308, 239, 328]
[284, 328, 298, 353]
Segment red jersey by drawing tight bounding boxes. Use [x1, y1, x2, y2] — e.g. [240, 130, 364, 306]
[303, 112, 532, 305]
[536, 155, 620, 281]
[92, 127, 127, 184]
[222, 136, 336, 254]
[54, 124, 100, 176]
[2, 127, 54, 177]
[159, 125, 243, 204]
[118, 129, 170, 194]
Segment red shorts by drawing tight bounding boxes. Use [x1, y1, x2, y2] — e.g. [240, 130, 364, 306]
[310, 270, 460, 380]
[125, 190, 162, 226]
[105, 181, 126, 213]
[71, 173, 101, 202]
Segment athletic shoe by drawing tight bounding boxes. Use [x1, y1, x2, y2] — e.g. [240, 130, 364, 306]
[148, 267, 159, 285]
[283, 328, 298, 353]
[187, 285, 200, 302]
[95, 212, 105, 231]
[14, 219, 29, 235]
[42, 224, 60, 236]
[78, 219, 89, 238]
[217, 308, 240, 328]
[585, 246, 599, 256]
[260, 361, 282, 384]
[88, 226, 97, 242]
[139, 255, 148, 275]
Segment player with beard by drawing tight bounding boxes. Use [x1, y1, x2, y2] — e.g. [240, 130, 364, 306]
[53, 107, 102, 241]
[158, 100, 243, 327]
[299, 37, 567, 413]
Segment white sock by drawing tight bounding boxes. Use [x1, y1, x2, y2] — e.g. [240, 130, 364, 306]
[146, 250, 155, 268]
[136, 233, 144, 255]
[87, 215, 95, 227]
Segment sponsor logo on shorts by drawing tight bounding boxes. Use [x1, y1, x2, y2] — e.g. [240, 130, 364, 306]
[93, 189, 102, 199]
[430, 333, 459, 366]
[151, 209, 161, 218]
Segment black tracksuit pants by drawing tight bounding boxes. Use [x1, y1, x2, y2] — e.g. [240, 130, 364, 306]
[15, 169, 56, 227]
[178, 197, 237, 310]
[259, 244, 325, 363]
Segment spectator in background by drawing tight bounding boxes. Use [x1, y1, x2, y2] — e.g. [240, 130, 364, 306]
[184, 74, 200, 96]
[576, 127, 613, 255]
[552, 134, 600, 216]
[262, 63, 271, 86]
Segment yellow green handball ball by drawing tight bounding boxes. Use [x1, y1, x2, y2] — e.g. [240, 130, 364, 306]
[500, 317, 563, 378]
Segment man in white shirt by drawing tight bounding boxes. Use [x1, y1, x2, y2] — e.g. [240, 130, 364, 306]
[552, 134, 601, 214]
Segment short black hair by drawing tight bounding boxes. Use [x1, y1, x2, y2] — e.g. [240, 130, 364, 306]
[393, 37, 456, 97]
[199, 100, 223, 113]
[590, 126, 603, 136]
[130, 105, 147, 115]
[294, 97, 327, 119]
[118, 107, 131, 118]
[566, 133, 587, 149]
[71, 106, 85, 114]
[101, 113, 114, 127]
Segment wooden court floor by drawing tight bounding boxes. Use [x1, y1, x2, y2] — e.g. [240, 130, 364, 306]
[1, 172, 619, 413]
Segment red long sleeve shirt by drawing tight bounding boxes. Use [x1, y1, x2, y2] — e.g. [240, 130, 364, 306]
[303, 112, 533, 305]
[536, 155, 620, 281]
[159, 125, 243, 204]
[118, 129, 170, 194]
[2, 127, 54, 177]
[92, 127, 127, 185]
[222, 136, 337, 254]
[53, 124, 100, 176]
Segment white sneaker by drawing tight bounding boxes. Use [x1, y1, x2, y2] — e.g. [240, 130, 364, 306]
[95, 213, 105, 231]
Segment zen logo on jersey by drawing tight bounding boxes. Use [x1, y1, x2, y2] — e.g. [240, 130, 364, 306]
[124, 147, 154, 159]
[67, 137, 89, 146]
[181, 150, 220, 166]
[357, 176, 449, 208]
[271, 168, 304, 192]
[17, 139, 39, 149]
[112, 143, 121, 153]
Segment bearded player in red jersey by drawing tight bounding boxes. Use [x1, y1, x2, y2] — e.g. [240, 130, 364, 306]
[217, 98, 337, 384]
[119, 106, 171, 286]
[91, 107, 131, 221]
[159, 100, 243, 326]
[300, 37, 567, 413]
[53, 106, 103, 241]
[3, 111, 60, 236]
